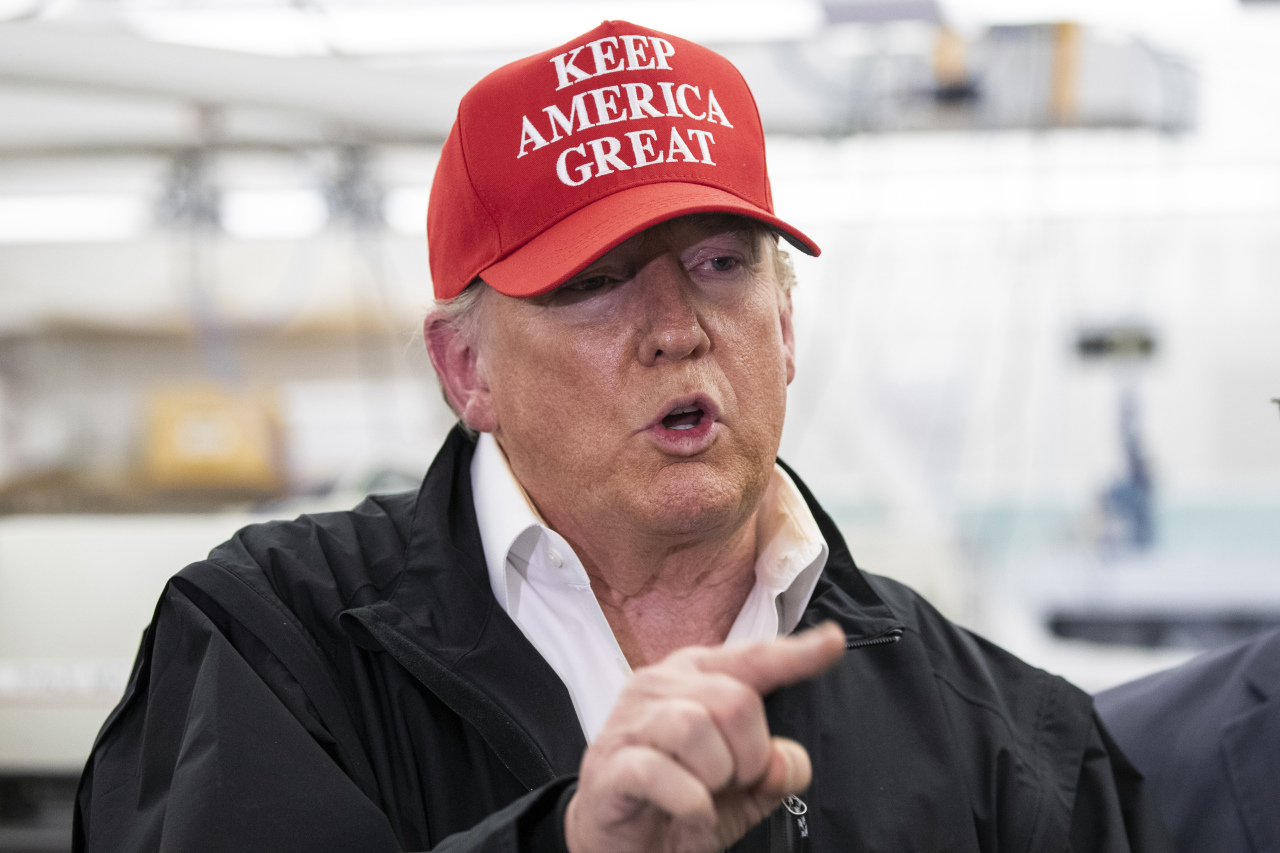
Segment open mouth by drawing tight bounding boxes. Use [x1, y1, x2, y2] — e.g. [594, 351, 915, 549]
[645, 396, 720, 447]
[661, 404, 706, 431]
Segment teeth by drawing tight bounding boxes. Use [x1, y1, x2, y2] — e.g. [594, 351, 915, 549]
[662, 403, 704, 432]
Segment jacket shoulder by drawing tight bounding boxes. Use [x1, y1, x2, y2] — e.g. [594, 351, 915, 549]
[858, 573, 1170, 851]
[1097, 627, 1280, 728]
[177, 490, 419, 641]
[864, 571, 1091, 723]
[1093, 627, 1280, 841]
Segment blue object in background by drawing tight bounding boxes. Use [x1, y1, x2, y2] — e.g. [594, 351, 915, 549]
[1101, 389, 1155, 552]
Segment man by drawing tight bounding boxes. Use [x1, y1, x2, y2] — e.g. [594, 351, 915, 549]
[75, 21, 1169, 853]
[1096, 629, 1280, 853]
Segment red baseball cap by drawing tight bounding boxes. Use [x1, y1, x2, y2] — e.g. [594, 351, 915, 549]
[427, 20, 820, 300]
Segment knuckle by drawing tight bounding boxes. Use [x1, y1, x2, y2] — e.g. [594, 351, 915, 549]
[615, 746, 659, 791]
[625, 667, 662, 693]
[616, 668, 676, 710]
[668, 698, 713, 739]
[707, 676, 761, 726]
[625, 698, 712, 757]
[637, 660, 687, 692]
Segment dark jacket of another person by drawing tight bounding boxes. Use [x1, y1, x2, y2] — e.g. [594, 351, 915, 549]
[75, 426, 1172, 853]
[1096, 628, 1280, 853]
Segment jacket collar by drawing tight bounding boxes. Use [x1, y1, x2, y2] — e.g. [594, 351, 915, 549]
[1222, 630, 1280, 851]
[342, 427, 905, 786]
[778, 458, 906, 646]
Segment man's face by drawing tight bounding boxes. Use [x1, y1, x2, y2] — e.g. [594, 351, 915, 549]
[471, 215, 796, 543]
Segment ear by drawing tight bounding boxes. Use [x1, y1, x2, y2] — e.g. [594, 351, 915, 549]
[779, 290, 796, 386]
[424, 310, 499, 433]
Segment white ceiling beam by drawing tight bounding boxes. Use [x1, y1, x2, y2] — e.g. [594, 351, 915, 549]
[0, 23, 476, 140]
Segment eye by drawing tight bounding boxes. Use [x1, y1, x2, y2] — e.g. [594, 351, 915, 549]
[539, 270, 625, 306]
[566, 274, 612, 293]
[690, 252, 746, 278]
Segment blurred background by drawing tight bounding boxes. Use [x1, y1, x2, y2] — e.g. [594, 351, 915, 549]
[0, 0, 1278, 848]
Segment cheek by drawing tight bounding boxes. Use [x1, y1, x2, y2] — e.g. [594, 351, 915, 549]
[722, 306, 792, 399]
[715, 319, 791, 462]
[487, 323, 626, 438]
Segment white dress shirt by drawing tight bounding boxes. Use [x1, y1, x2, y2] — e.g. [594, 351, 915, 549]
[470, 432, 828, 741]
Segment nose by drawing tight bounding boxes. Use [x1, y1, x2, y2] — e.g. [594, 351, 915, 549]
[636, 255, 711, 366]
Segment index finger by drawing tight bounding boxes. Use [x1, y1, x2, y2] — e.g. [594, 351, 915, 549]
[696, 622, 846, 696]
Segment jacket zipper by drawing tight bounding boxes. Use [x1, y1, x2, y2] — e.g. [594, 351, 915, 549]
[766, 627, 902, 851]
[767, 794, 810, 853]
[845, 627, 903, 649]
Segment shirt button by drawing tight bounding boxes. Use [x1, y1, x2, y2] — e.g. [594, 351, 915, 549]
[548, 550, 563, 568]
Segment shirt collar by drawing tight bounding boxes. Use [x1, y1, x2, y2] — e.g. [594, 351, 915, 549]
[754, 466, 829, 634]
[471, 432, 543, 610]
[471, 431, 828, 631]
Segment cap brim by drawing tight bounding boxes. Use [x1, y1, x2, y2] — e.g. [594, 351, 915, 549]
[479, 182, 820, 298]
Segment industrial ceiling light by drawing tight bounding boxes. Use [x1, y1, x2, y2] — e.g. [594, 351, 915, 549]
[220, 188, 329, 239]
[383, 186, 431, 236]
[0, 194, 149, 243]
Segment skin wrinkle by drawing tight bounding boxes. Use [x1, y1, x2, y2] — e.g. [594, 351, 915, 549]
[426, 214, 796, 668]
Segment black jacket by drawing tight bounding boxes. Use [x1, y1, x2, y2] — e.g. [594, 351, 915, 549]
[1096, 629, 1280, 853]
[75, 427, 1171, 852]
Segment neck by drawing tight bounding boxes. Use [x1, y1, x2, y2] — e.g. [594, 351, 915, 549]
[553, 512, 761, 668]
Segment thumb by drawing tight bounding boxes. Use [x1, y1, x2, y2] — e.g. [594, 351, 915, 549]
[726, 737, 811, 843]
[758, 737, 812, 798]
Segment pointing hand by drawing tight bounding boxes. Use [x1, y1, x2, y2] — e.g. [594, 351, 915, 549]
[564, 622, 846, 853]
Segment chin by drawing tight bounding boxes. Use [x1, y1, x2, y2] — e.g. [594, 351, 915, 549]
[633, 460, 768, 536]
